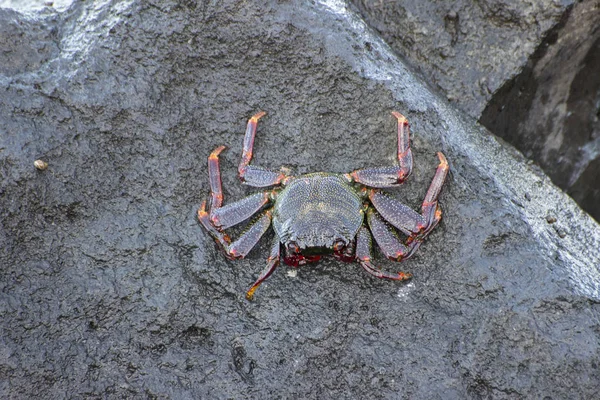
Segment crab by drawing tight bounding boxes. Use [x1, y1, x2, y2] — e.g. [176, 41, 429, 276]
[198, 111, 449, 300]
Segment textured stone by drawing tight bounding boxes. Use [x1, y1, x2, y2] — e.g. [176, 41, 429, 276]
[481, 1, 600, 222]
[352, 0, 600, 221]
[1, 1, 599, 398]
[351, 0, 572, 117]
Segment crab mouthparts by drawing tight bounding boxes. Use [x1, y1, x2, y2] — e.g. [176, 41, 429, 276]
[299, 246, 334, 256]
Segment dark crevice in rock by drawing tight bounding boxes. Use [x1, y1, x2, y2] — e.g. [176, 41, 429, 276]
[480, 2, 600, 221]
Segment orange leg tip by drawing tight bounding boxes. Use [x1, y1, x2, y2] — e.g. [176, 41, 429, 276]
[391, 111, 408, 125]
[398, 272, 412, 281]
[435, 209, 442, 220]
[209, 145, 227, 159]
[246, 286, 258, 301]
[436, 152, 448, 168]
[250, 111, 266, 122]
[198, 201, 208, 217]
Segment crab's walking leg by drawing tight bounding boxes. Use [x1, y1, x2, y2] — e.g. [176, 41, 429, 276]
[199, 206, 273, 259]
[347, 111, 414, 188]
[208, 145, 227, 209]
[199, 146, 273, 254]
[421, 152, 449, 231]
[209, 192, 272, 230]
[367, 209, 421, 261]
[355, 226, 412, 281]
[200, 146, 273, 229]
[246, 237, 281, 301]
[369, 152, 449, 242]
[238, 111, 289, 187]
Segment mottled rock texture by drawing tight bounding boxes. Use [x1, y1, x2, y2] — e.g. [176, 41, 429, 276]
[352, 0, 599, 221]
[481, 0, 600, 222]
[1, 1, 599, 399]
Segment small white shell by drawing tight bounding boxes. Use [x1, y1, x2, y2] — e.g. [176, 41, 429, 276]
[34, 159, 48, 170]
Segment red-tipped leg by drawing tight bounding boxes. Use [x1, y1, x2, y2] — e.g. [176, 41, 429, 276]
[391, 111, 413, 178]
[238, 111, 289, 187]
[355, 226, 412, 281]
[208, 145, 227, 209]
[201, 144, 273, 230]
[347, 111, 413, 188]
[419, 152, 449, 235]
[238, 111, 266, 177]
[198, 199, 232, 251]
[199, 206, 273, 260]
[366, 208, 421, 261]
[369, 151, 448, 247]
[246, 237, 281, 300]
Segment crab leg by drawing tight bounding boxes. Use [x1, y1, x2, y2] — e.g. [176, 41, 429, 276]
[246, 236, 281, 301]
[210, 192, 272, 230]
[421, 152, 449, 229]
[238, 111, 288, 187]
[366, 209, 421, 261]
[208, 145, 227, 209]
[355, 226, 412, 281]
[347, 111, 414, 188]
[201, 146, 273, 229]
[369, 151, 449, 242]
[199, 206, 273, 259]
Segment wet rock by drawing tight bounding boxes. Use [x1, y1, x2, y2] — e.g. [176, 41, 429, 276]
[350, 0, 572, 117]
[352, 0, 599, 221]
[1, 1, 599, 399]
[481, 1, 600, 222]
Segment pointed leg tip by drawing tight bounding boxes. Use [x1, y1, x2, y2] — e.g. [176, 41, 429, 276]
[391, 111, 408, 124]
[209, 145, 227, 159]
[198, 201, 208, 219]
[250, 111, 267, 122]
[245, 287, 257, 301]
[436, 152, 448, 167]
[398, 272, 412, 281]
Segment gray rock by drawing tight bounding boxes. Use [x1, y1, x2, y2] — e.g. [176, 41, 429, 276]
[481, 0, 600, 222]
[1, 1, 599, 399]
[352, 0, 600, 222]
[350, 0, 572, 117]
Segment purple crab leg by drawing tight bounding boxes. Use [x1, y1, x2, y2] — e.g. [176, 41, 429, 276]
[369, 152, 449, 242]
[421, 152, 449, 230]
[238, 111, 289, 187]
[208, 145, 227, 209]
[198, 206, 273, 259]
[210, 192, 272, 230]
[355, 226, 412, 281]
[201, 145, 273, 230]
[347, 111, 414, 188]
[246, 236, 281, 301]
[366, 208, 421, 261]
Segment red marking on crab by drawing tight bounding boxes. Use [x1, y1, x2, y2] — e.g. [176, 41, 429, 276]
[284, 254, 322, 267]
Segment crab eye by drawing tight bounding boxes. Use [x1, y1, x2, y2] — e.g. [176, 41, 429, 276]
[287, 241, 300, 253]
[333, 239, 346, 251]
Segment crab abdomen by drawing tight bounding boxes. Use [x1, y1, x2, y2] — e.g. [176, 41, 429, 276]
[273, 173, 364, 249]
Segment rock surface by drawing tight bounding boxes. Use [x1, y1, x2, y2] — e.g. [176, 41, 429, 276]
[350, 0, 573, 117]
[481, 0, 600, 222]
[352, 0, 600, 222]
[1, 1, 600, 399]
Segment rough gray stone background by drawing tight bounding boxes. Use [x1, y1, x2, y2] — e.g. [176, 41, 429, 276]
[352, 0, 600, 222]
[1, 0, 600, 398]
[481, 0, 600, 222]
[351, 0, 571, 117]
